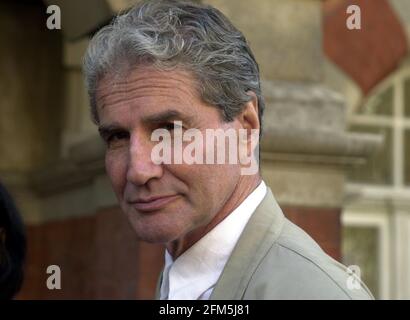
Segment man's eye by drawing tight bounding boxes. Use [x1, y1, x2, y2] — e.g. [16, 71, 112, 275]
[161, 122, 183, 131]
[106, 132, 129, 146]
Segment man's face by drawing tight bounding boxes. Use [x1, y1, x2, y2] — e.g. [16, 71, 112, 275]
[96, 66, 243, 243]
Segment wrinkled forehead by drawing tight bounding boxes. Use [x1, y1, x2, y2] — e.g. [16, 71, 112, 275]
[95, 65, 201, 111]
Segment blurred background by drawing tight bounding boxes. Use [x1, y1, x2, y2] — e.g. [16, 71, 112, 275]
[0, 0, 409, 299]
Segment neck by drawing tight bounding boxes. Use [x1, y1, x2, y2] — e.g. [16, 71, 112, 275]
[166, 174, 262, 259]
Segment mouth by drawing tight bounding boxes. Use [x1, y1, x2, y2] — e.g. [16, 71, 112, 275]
[128, 195, 180, 212]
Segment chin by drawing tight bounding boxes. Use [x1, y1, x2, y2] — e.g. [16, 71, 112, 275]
[133, 228, 184, 244]
[127, 214, 188, 244]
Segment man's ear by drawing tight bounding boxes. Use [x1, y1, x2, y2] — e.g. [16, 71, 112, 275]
[237, 91, 260, 161]
[237, 91, 260, 133]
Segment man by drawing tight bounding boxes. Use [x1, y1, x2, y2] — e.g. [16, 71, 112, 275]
[83, 0, 373, 299]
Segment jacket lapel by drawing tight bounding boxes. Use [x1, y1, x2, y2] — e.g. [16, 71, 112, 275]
[209, 187, 285, 299]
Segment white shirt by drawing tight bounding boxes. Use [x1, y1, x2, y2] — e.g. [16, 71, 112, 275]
[160, 180, 267, 300]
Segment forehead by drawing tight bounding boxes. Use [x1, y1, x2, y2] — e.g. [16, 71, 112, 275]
[96, 66, 202, 123]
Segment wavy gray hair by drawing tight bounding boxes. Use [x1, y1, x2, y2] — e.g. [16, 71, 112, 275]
[83, 0, 264, 135]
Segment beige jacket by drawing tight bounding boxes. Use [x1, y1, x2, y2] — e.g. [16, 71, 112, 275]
[155, 188, 374, 300]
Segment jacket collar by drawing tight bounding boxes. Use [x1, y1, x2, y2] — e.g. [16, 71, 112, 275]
[209, 187, 285, 299]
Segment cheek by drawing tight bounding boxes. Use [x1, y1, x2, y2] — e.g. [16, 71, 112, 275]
[105, 150, 127, 196]
[202, 164, 241, 200]
[170, 163, 240, 202]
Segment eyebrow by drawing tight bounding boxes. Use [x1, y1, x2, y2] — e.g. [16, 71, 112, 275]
[141, 109, 196, 125]
[98, 123, 125, 140]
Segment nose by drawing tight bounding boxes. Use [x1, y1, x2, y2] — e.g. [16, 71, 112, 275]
[126, 134, 163, 186]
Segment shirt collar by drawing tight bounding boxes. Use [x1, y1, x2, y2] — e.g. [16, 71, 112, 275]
[160, 180, 267, 300]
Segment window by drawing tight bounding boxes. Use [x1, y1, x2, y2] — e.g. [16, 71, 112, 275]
[348, 72, 410, 188]
[342, 211, 391, 300]
[405, 129, 410, 185]
[348, 85, 394, 186]
[357, 86, 393, 116]
[405, 77, 410, 118]
[342, 226, 380, 299]
[348, 125, 393, 185]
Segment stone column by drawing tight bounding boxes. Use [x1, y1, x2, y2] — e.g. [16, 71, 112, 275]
[205, 0, 381, 260]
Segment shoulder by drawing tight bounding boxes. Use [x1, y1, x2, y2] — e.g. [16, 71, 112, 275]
[243, 219, 374, 300]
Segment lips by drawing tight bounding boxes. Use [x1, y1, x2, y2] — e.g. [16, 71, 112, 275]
[129, 195, 180, 212]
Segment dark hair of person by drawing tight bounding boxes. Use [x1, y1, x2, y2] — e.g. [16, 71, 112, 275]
[0, 182, 26, 300]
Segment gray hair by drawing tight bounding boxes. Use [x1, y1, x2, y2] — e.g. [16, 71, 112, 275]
[83, 0, 264, 135]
